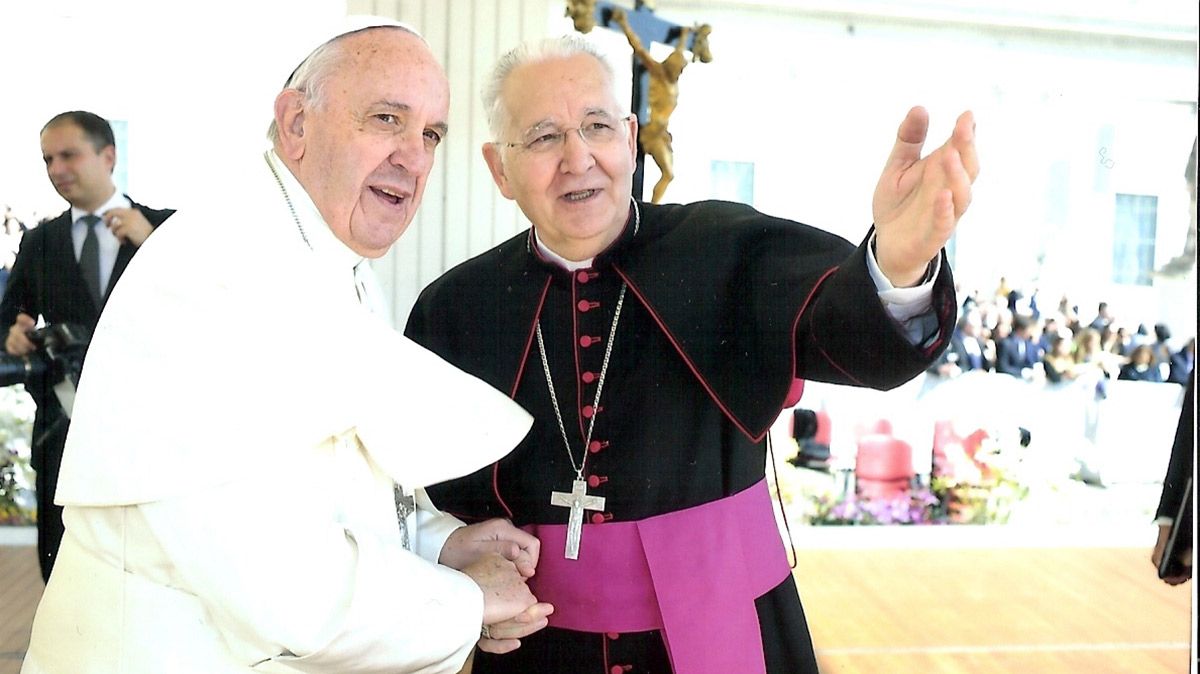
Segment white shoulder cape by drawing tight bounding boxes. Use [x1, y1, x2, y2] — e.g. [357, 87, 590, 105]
[55, 153, 531, 506]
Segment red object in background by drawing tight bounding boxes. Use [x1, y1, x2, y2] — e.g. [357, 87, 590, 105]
[931, 421, 993, 481]
[856, 433, 913, 499]
[814, 409, 832, 446]
[854, 418, 895, 440]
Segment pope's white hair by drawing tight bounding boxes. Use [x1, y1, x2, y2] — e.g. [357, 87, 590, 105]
[482, 34, 623, 140]
[266, 22, 426, 144]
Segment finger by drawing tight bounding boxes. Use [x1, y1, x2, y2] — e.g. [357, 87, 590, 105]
[484, 606, 553, 640]
[939, 146, 973, 220]
[484, 518, 540, 553]
[486, 616, 550, 640]
[514, 602, 555, 623]
[522, 533, 540, 570]
[932, 188, 956, 239]
[494, 540, 522, 562]
[883, 105, 930, 172]
[949, 110, 979, 182]
[512, 552, 536, 578]
[478, 637, 522, 654]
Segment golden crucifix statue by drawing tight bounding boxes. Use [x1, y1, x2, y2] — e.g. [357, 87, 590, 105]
[612, 8, 710, 203]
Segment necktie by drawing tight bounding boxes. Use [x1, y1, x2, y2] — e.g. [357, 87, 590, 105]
[79, 214, 103, 306]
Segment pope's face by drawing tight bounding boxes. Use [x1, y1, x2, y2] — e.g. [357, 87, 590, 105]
[291, 29, 449, 258]
[41, 122, 116, 213]
[483, 54, 637, 261]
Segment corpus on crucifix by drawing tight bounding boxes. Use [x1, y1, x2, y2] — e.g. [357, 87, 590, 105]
[587, 0, 712, 203]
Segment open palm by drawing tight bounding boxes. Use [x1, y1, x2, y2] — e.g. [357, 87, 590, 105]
[872, 107, 979, 287]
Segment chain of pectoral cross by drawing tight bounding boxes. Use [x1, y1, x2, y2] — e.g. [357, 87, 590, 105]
[267, 148, 415, 551]
[540, 282, 626, 559]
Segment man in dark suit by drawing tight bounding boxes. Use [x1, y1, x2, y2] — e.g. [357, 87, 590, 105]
[0, 110, 173, 582]
[996, 314, 1040, 379]
[931, 309, 991, 377]
[1152, 374, 1193, 585]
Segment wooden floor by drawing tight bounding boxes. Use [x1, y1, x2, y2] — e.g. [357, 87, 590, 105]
[800, 545, 1194, 674]
[1, 541, 1194, 674]
[0, 546, 38, 674]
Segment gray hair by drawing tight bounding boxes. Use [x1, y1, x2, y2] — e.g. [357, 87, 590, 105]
[266, 24, 424, 144]
[482, 34, 621, 140]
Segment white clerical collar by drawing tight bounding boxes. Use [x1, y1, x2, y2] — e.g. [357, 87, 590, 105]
[532, 229, 594, 271]
[71, 190, 129, 223]
[265, 148, 364, 272]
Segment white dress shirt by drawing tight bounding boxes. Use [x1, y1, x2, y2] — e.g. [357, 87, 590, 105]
[70, 190, 130, 294]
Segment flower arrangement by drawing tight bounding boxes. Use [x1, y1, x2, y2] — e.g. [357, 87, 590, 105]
[809, 488, 941, 525]
[928, 426, 1029, 524]
[0, 385, 37, 526]
[770, 422, 1030, 527]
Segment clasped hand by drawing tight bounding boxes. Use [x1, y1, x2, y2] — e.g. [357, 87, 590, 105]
[440, 519, 554, 654]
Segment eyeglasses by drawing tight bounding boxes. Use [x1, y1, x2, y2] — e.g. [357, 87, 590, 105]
[499, 115, 634, 155]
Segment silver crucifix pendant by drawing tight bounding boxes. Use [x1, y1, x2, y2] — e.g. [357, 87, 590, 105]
[549, 479, 606, 560]
[394, 483, 416, 551]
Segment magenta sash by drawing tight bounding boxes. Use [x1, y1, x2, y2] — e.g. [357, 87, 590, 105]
[525, 479, 791, 674]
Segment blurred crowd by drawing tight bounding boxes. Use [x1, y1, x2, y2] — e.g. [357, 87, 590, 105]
[931, 277, 1195, 388]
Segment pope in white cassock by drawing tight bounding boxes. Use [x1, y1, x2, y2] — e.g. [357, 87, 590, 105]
[21, 21, 554, 674]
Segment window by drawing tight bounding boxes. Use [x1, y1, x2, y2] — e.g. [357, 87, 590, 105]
[710, 160, 754, 204]
[110, 119, 129, 195]
[1112, 193, 1157, 286]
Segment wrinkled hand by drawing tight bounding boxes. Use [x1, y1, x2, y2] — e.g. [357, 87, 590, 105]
[104, 207, 154, 247]
[4, 313, 37, 356]
[440, 519, 540, 578]
[461, 553, 538, 624]
[872, 107, 979, 287]
[478, 601, 555, 655]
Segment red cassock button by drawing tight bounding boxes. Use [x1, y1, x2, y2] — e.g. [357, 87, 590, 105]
[576, 270, 590, 284]
[606, 632, 620, 640]
[591, 512, 613, 524]
[588, 440, 607, 454]
[582, 371, 596, 384]
[587, 475, 608, 488]
[581, 405, 594, 418]
[580, 335, 601, 347]
[611, 666, 632, 674]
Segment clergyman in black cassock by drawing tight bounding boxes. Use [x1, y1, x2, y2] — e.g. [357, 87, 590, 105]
[407, 35, 977, 674]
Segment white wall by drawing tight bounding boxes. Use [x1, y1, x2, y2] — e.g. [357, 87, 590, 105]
[636, 1, 1197, 338]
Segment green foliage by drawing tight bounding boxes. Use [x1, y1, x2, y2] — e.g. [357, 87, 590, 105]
[0, 385, 37, 526]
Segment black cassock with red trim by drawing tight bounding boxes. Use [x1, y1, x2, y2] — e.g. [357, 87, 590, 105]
[406, 199, 956, 674]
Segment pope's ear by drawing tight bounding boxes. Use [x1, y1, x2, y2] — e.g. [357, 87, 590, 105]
[481, 143, 515, 200]
[274, 89, 307, 160]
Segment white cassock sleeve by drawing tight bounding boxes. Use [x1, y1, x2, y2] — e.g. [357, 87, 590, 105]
[131, 449, 482, 673]
[48, 184, 533, 673]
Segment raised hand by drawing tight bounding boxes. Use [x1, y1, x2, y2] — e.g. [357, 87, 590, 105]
[872, 107, 979, 287]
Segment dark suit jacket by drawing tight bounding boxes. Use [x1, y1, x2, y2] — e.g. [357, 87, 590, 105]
[996, 335, 1036, 377]
[941, 331, 989, 372]
[0, 198, 173, 469]
[1156, 375, 1194, 520]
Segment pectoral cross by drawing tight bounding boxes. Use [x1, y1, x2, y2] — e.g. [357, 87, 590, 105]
[394, 483, 416, 551]
[550, 479, 606, 560]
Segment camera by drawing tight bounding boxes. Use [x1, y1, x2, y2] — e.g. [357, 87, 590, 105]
[0, 323, 90, 416]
